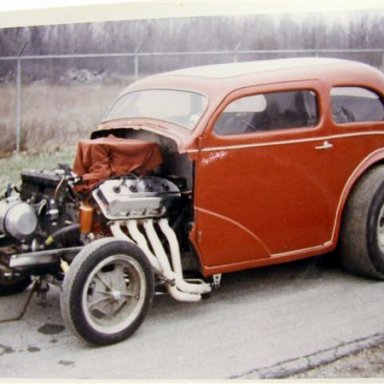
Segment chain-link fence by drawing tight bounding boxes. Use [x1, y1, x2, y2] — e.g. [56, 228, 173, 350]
[0, 48, 383, 155]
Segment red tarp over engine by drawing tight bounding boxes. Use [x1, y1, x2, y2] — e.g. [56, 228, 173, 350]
[73, 135, 163, 191]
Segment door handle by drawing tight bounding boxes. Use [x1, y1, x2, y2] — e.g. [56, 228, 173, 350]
[315, 140, 333, 150]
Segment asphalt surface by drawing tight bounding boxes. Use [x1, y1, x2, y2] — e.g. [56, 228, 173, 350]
[1, 255, 384, 380]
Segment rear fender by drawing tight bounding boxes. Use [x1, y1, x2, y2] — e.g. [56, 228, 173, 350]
[332, 148, 384, 246]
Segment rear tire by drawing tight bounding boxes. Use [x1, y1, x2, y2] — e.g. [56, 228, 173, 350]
[340, 166, 384, 279]
[60, 238, 154, 346]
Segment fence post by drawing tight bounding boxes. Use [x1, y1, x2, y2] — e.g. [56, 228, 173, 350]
[134, 43, 143, 80]
[134, 55, 139, 80]
[15, 59, 22, 156]
[233, 42, 242, 63]
[15, 42, 27, 156]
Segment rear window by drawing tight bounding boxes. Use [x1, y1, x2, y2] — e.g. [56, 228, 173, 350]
[331, 87, 384, 124]
[214, 90, 318, 136]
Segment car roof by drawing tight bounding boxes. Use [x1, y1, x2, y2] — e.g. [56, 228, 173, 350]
[159, 57, 347, 79]
[127, 57, 384, 98]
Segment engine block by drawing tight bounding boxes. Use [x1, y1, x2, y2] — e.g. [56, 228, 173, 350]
[92, 176, 181, 220]
[20, 168, 71, 204]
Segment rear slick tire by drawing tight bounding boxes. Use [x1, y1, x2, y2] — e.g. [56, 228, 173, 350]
[60, 238, 154, 346]
[340, 166, 384, 279]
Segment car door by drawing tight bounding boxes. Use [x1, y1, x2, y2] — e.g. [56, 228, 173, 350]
[192, 81, 335, 271]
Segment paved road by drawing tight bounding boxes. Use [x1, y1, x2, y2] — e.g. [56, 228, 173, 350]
[1, 255, 384, 380]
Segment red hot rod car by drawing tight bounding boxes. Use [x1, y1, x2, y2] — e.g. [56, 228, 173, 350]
[1, 57, 384, 345]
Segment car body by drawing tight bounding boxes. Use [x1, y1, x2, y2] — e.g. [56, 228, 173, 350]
[97, 57, 384, 275]
[2, 57, 384, 345]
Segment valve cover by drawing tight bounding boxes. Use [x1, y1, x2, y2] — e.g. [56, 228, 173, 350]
[92, 176, 180, 220]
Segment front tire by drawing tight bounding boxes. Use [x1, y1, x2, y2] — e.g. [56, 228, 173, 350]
[340, 166, 384, 279]
[60, 238, 154, 346]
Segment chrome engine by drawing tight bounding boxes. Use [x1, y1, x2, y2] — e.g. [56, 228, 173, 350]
[0, 164, 212, 303]
[0, 167, 181, 246]
[92, 175, 181, 220]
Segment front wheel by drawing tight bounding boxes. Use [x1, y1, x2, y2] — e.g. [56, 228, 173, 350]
[60, 238, 154, 346]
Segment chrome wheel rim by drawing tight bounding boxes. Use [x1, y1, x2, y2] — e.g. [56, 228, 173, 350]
[82, 254, 146, 334]
[377, 204, 384, 254]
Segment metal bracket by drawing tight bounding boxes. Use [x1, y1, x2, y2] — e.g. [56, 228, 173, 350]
[36, 278, 50, 300]
[211, 274, 222, 289]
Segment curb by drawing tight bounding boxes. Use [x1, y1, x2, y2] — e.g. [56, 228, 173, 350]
[229, 332, 384, 379]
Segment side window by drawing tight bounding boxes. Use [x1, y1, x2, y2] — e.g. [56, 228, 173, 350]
[331, 87, 384, 124]
[214, 90, 318, 136]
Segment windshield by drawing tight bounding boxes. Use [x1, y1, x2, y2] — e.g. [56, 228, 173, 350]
[102, 89, 207, 130]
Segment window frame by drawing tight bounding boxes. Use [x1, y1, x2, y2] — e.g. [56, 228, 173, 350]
[212, 86, 321, 138]
[330, 86, 384, 126]
[102, 87, 209, 131]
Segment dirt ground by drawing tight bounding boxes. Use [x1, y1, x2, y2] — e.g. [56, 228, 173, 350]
[289, 342, 384, 378]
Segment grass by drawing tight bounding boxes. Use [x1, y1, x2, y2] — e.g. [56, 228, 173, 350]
[0, 82, 129, 190]
[0, 149, 75, 191]
[0, 84, 123, 156]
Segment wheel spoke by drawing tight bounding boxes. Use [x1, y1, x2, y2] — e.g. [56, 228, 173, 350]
[109, 265, 127, 291]
[94, 272, 112, 290]
[88, 295, 112, 313]
[109, 300, 127, 317]
[93, 288, 110, 295]
[121, 287, 138, 299]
